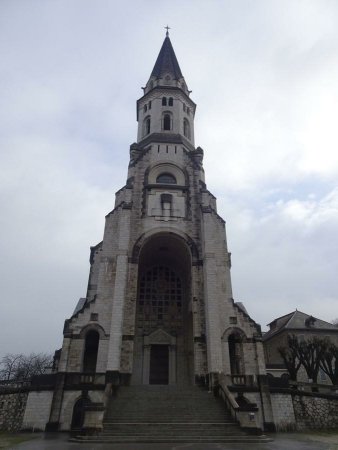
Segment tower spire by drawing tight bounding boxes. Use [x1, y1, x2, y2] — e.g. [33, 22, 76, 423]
[150, 32, 183, 80]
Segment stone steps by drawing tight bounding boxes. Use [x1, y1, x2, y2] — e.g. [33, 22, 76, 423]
[71, 385, 271, 444]
[72, 436, 272, 444]
[100, 423, 243, 436]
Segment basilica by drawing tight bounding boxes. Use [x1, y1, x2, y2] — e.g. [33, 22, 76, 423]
[14, 32, 337, 443]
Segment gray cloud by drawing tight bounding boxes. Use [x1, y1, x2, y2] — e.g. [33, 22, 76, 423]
[1, 0, 338, 356]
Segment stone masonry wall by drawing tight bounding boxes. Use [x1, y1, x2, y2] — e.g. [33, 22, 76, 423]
[0, 391, 28, 431]
[270, 391, 338, 431]
[22, 391, 53, 431]
[293, 394, 338, 430]
[270, 393, 296, 431]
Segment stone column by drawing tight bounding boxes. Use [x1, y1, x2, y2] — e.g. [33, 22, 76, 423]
[142, 345, 151, 384]
[169, 345, 176, 384]
[107, 252, 129, 372]
[203, 253, 223, 374]
[46, 337, 71, 430]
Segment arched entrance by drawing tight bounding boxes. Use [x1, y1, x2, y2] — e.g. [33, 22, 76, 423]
[71, 397, 90, 430]
[131, 233, 193, 385]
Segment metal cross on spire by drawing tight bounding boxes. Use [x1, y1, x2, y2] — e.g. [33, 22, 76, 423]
[165, 25, 171, 37]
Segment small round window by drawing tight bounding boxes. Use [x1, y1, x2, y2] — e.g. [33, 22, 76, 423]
[156, 173, 177, 184]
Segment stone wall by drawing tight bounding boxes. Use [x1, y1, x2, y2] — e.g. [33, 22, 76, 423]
[293, 394, 338, 430]
[270, 393, 296, 431]
[22, 391, 53, 431]
[270, 391, 338, 431]
[0, 390, 28, 431]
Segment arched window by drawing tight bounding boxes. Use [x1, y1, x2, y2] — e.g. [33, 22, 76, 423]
[168, 97, 173, 106]
[137, 266, 182, 331]
[162, 97, 167, 106]
[144, 104, 147, 113]
[83, 330, 99, 373]
[156, 173, 177, 184]
[228, 333, 244, 375]
[163, 114, 171, 131]
[144, 117, 151, 136]
[183, 119, 191, 139]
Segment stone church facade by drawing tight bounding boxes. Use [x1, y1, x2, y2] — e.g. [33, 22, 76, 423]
[23, 33, 272, 434]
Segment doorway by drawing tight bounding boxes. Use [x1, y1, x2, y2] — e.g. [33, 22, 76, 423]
[149, 344, 169, 384]
[131, 233, 194, 385]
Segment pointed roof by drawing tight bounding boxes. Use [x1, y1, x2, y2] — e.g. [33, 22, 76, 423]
[150, 35, 183, 80]
[263, 310, 337, 341]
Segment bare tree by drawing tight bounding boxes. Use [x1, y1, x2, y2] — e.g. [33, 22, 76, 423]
[0, 354, 24, 381]
[278, 335, 302, 381]
[298, 337, 327, 383]
[0, 353, 53, 381]
[319, 342, 338, 385]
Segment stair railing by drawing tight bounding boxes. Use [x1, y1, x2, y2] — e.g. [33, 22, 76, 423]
[217, 377, 239, 422]
[217, 373, 262, 433]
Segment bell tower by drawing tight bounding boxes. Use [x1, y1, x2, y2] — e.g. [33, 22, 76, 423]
[136, 30, 195, 146]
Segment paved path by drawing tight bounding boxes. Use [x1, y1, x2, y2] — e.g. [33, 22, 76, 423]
[10, 432, 338, 450]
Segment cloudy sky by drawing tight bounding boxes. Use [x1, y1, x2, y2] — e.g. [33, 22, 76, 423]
[1, 0, 338, 357]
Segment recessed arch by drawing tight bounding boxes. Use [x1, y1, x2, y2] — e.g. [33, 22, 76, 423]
[228, 333, 245, 375]
[222, 327, 246, 376]
[163, 112, 172, 131]
[79, 323, 106, 339]
[71, 395, 91, 430]
[131, 229, 200, 266]
[131, 231, 194, 385]
[222, 327, 247, 341]
[147, 163, 186, 185]
[143, 116, 151, 136]
[183, 118, 191, 139]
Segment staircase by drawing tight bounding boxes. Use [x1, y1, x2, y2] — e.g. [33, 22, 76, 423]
[72, 385, 271, 443]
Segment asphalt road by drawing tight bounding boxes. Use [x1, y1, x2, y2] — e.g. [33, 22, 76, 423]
[10, 432, 338, 450]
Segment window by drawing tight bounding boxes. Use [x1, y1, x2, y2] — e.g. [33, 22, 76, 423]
[162, 97, 167, 106]
[183, 103, 186, 112]
[187, 107, 190, 115]
[183, 118, 191, 139]
[137, 266, 183, 332]
[163, 114, 171, 130]
[144, 104, 147, 112]
[168, 97, 173, 106]
[229, 317, 237, 324]
[83, 330, 99, 373]
[144, 117, 151, 136]
[148, 101, 152, 109]
[156, 173, 177, 184]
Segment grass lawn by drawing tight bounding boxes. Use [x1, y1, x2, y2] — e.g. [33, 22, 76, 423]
[0, 432, 40, 449]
